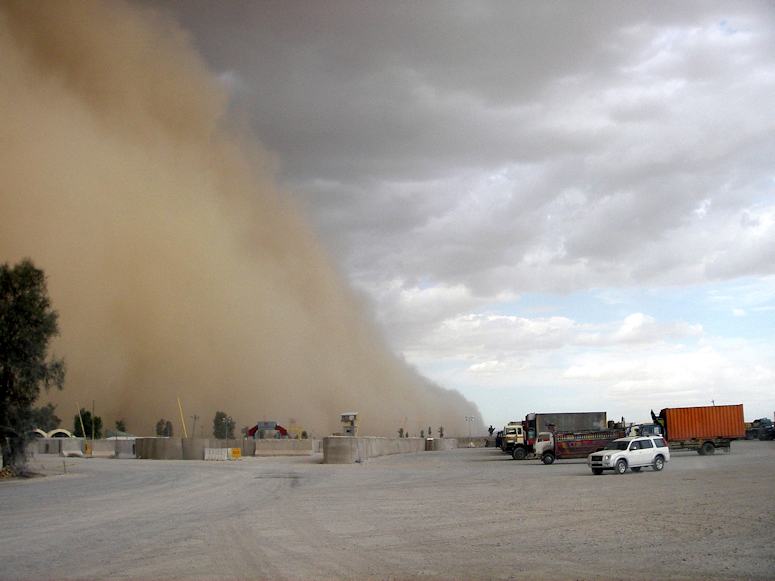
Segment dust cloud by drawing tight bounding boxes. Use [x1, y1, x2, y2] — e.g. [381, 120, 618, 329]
[0, 1, 482, 437]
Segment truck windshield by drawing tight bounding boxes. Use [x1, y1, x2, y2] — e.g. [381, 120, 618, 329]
[604, 441, 629, 451]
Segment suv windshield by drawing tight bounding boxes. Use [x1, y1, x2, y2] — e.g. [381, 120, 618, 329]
[604, 441, 629, 451]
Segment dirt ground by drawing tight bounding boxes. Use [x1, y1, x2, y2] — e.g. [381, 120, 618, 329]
[1, 440, 773, 580]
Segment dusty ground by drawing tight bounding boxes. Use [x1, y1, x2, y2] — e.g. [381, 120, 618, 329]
[1, 440, 773, 580]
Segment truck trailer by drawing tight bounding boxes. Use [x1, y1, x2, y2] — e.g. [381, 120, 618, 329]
[651, 404, 745, 455]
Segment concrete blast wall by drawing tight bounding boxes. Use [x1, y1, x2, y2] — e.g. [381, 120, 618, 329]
[323, 436, 426, 464]
[36, 438, 136, 458]
[113, 440, 136, 458]
[255, 439, 314, 456]
[33, 438, 85, 456]
[429, 438, 458, 451]
[456, 437, 491, 448]
[135, 438, 183, 460]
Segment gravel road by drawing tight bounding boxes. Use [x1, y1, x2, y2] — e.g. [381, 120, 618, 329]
[1, 440, 773, 580]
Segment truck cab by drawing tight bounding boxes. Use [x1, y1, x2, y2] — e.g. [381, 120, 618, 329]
[501, 422, 526, 455]
[532, 432, 553, 461]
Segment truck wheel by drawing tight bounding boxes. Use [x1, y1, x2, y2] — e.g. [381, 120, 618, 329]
[592, 468, 603, 475]
[542, 452, 555, 465]
[653, 455, 665, 471]
[615, 459, 627, 474]
[700, 442, 715, 456]
[512, 447, 527, 461]
[631, 467, 642, 472]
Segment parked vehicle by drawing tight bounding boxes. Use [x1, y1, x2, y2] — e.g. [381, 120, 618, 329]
[650, 404, 745, 455]
[532, 428, 627, 464]
[500, 422, 523, 453]
[587, 436, 670, 475]
[509, 411, 608, 459]
[626, 423, 662, 437]
[745, 418, 775, 441]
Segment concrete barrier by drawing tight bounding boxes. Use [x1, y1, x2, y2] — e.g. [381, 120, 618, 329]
[204, 448, 229, 461]
[254, 439, 314, 456]
[33, 438, 63, 455]
[61, 438, 85, 457]
[183, 438, 218, 460]
[135, 437, 183, 460]
[113, 439, 136, 459]
[430, 438, 458, 451]
[240, 439, 256, 458]
[456, 437, 491, 448]
[323, 436, 426, 464]
[90, 440, 119, 458]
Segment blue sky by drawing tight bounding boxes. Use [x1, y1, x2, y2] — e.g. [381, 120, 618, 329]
[400, 277, 775, 425]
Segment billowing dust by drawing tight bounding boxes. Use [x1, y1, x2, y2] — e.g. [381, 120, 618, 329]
[0, 1, 481, 437]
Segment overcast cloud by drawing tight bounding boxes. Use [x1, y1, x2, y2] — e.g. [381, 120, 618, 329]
[162, 1, 775, 425]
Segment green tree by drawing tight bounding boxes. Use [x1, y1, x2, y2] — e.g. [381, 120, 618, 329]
[31, 403, 61, 432]
[0, 260, 65, 468]
[212, 411, 235, 439]
[155, 418, 173, 437]
[73, 408, 102, 439]
[115, 419, 126, 432]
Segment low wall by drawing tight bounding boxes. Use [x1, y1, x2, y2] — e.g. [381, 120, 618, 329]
[323, 436, 425, 464]
[33, 438, 85, 456]
[254, 439, 314, 456]
[429, 438, 458, 451]
[181, 439, 252, 459]
[92, 439, 137, 458]
[456, 437, 492, 448]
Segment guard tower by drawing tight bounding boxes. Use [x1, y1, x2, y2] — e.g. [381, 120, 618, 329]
[340, 412, 359, 437]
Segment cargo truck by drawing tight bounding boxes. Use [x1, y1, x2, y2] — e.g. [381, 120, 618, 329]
[533, 428, 627, 464]
[500, 422, 523, 453]
[650, 404, 745, 455]
[509, 411, 608, 459]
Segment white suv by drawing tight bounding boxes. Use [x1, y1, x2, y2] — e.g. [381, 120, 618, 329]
[587, 436, 670, 475]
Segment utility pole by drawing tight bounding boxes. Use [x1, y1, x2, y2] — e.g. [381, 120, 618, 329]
[91, 400, 95, 441]
[191, 415, 199, 439]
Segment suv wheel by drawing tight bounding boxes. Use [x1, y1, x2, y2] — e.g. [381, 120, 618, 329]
[653, 455, 665, 471]
[615, 459, 627, 474]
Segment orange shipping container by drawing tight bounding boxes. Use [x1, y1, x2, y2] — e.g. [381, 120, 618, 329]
[662, 404, 745, 441]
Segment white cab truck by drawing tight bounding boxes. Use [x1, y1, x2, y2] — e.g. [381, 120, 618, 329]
[587, 436, 670, 475]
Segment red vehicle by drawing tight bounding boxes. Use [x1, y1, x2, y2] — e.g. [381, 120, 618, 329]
[510, 411, 608, 460]
[533, 428, 627, 464]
